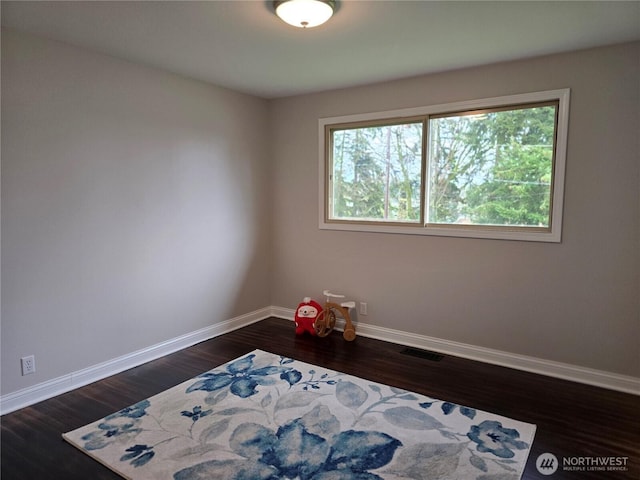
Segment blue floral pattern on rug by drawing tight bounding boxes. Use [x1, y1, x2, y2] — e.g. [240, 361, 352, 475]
[63, 350, 535, 480]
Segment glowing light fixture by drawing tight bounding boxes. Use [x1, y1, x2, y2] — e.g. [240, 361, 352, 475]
[274, 0, 335, 28]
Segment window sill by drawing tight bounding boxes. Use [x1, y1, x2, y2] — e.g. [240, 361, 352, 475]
[319, 220, 561, 243]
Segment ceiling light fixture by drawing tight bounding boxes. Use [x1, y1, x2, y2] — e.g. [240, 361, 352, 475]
[274, 0, 335, 28]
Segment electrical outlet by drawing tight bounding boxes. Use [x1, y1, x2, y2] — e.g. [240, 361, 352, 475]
[21, 355, 36, 376]
[359, 302, 368, 316]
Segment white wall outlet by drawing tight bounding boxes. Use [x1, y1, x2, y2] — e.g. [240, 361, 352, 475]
[21, 355, 36, 376]
[359, 302, 368, 316]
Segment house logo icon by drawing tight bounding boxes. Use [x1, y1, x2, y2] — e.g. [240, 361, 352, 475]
[536, 452, 559, 475]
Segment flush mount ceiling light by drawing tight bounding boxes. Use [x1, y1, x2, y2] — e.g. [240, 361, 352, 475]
[274, 0, 335, 28]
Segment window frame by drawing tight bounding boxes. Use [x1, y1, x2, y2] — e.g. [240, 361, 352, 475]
[319, 89, 570, 243]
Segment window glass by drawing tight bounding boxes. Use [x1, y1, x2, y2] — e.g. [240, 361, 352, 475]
[329, 121, 423, 223]
[427, 103, 557, 230]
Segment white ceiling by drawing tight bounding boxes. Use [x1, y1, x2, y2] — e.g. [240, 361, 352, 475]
[2, 1, 639, 99]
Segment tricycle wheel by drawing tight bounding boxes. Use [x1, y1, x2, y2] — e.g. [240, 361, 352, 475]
[314, 309, 336, 337]
[343, 327, 356, 341]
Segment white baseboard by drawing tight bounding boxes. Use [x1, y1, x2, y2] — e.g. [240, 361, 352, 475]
[0, 307, 272, 415]
[274, 307, 640, 395]
[3, 306, 638, 415]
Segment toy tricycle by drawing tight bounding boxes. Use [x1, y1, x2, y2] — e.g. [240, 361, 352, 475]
[314, 290, 357, 341]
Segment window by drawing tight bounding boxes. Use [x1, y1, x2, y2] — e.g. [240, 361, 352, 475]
[320, 89, 569, 242]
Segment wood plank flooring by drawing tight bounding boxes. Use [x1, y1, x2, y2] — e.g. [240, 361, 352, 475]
[1, 317, 638, 479]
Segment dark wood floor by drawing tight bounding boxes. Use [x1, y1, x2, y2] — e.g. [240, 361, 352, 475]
[2, 317, 638, 479]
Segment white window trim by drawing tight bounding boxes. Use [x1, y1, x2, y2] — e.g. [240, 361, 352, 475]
[318, 89, 570, 243]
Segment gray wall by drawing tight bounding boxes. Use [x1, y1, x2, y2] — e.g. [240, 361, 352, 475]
[2, 28, 638, 400]
[270, 42, 640, 377]
[1, 29, 271, 395]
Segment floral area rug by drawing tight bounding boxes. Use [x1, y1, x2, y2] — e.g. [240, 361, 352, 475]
[63, 349, 536, 480]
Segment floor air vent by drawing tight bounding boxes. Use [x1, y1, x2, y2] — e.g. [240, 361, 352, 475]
[400, 348, 444, 362]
